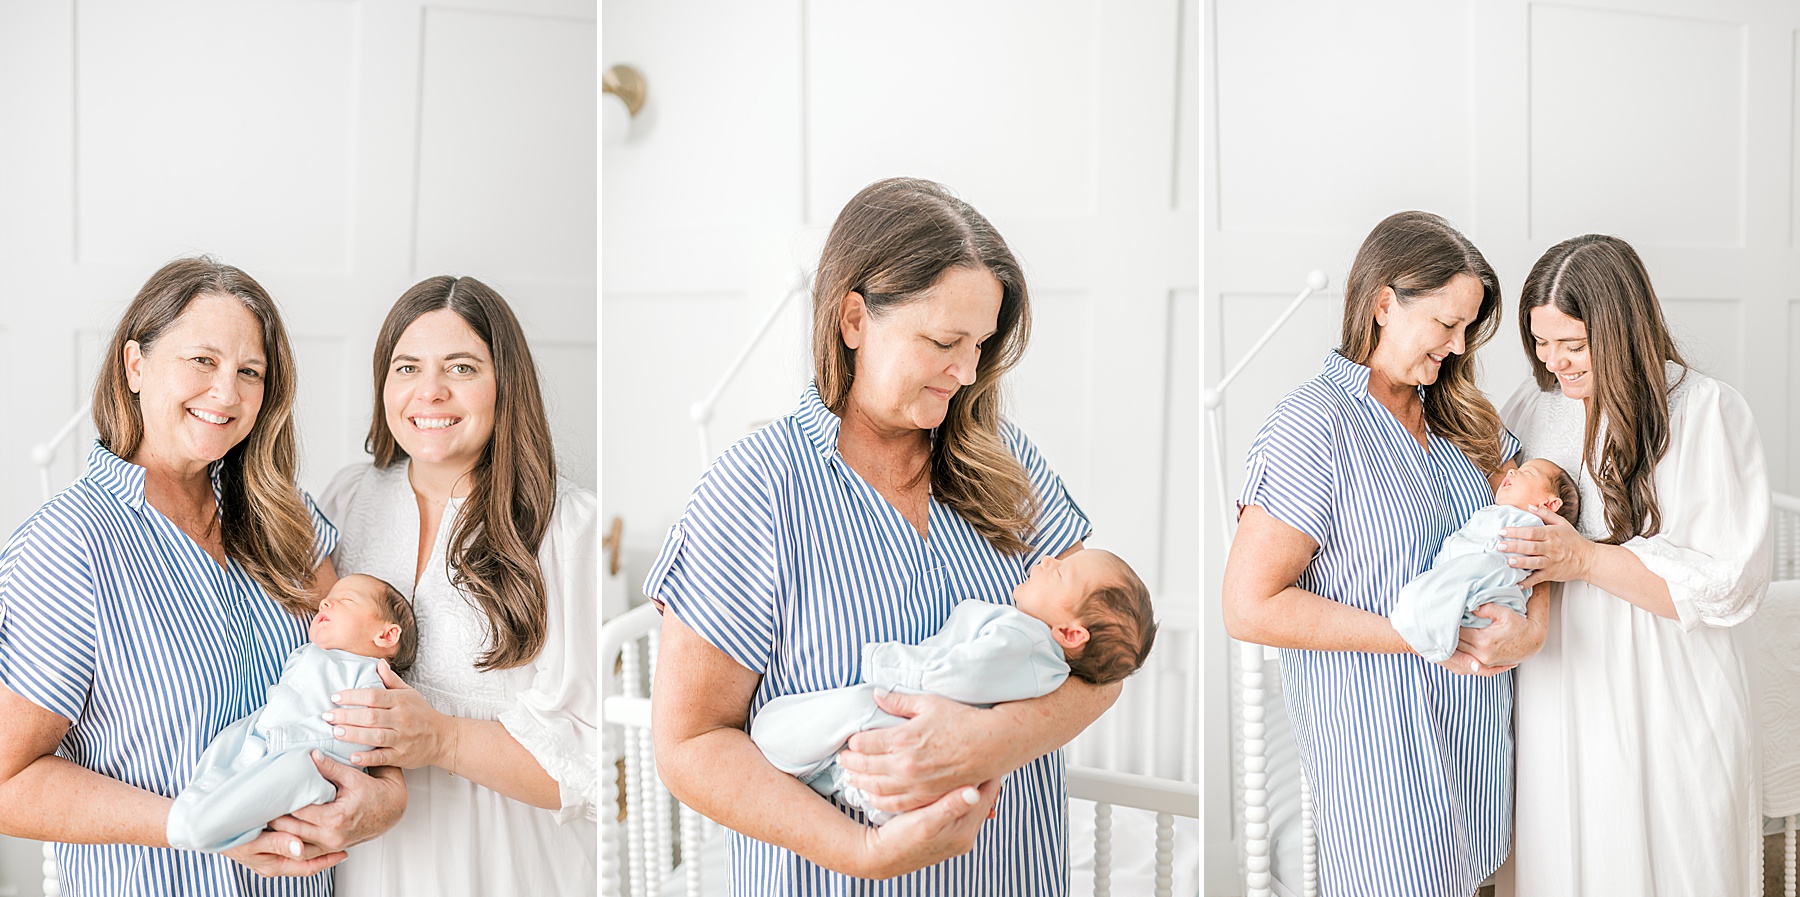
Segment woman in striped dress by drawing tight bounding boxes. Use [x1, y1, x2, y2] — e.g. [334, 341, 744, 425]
[648, 177, 1114, 895]
[1222, 212, 1547, 896]
[0, 258, 404, 895]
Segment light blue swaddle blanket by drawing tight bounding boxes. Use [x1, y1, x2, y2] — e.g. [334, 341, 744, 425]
[749, 599, 1070, 824]
[166, 644, 384, 852]
[1390, 504, 1541, 663]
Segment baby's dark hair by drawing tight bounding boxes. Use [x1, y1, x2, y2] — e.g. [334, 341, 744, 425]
[1541, 459, 1580, 526]
[1066, 551, 1158, 685]
[363, 575, 418, 676]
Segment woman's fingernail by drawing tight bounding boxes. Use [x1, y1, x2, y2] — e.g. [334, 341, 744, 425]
[1471, 659, 1480, 673]
[289, 840, 303, 857]
[961, 787, 980, 805]
[320, 712, 334, 723]
[329, 694, 341, 703]
[333, 727, 346, 737]
[351, 753, 363, 764]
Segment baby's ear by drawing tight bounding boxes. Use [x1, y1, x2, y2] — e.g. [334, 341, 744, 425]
[372, 623, 401, 650]
[1053, 623, 1090, 652]
[1543, 496, 1562, 514]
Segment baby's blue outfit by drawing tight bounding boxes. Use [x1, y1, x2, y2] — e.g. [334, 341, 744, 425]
[1390, 504, 1541, 663]
[749, 599, 1069, 824]
[166, 644, 383, 852]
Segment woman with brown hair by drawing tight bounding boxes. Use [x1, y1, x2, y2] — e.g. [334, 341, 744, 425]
[0, 257, 403, 895]
[647, 177, 1112, 894]
[319, 276, 597, 895]
[1498, 235, 1767, 895]
[1222, 211, 1545, 895]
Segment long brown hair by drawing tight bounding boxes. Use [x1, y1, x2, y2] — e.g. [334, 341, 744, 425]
[1340, 211, 1508, 475]
[1519, 235, 1687, 544]
[93, 257, 319, 614]
[811, 177, 1036, 555]
[366, 276, 555, 670]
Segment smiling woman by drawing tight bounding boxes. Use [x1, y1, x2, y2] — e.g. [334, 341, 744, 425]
[320, 274, 597, 896]
[0, 257, 403, 896]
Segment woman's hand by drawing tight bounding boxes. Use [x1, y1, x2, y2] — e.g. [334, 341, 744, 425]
[1431, 647, 1512, 678]
[838, 691, 1012, 814]
[1502, 506, 1595, 590]
[221, 828, 347, 878]
[328, 661, 455, 769]
[853, 779, 1002, 879]
[264, 752, 406, 852]
[1456, 601, 1546, 668]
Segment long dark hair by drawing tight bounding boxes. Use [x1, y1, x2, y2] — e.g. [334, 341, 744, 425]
[366, 276, 556, 670]
[93, 257, 319, 614]
[1340, 211, 1508, 475]
[1519, 235, 1687, 544]
[810, 177, 1037, 555]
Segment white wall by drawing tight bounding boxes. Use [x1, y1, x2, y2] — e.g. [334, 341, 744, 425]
[1204, 0, 1800, 892]
[0, 0, 593, 887]
[602, 0, 1200, 640]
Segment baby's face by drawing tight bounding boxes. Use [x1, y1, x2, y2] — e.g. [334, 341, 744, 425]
[1012, 549, 1116, 628]
[309, 575, 398, 659]
[1494, 458, 1565, 512]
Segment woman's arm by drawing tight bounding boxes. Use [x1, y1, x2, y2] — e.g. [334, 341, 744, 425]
[1225, 505, 1514, 674]
[0, 686, 344, 875]
[1503, 509, 1676, 619]
[1223, 506, 1413, 652]
[654, 609, 998, 879]
[327, 666, 560, 810]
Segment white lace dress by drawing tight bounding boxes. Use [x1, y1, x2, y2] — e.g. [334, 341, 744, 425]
[1498, 364, 1768, 896]
[321, 460, 597, 896]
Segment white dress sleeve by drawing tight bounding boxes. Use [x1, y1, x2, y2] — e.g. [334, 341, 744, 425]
[496, 485, 599, 823]
[318, 462, 374, 566]
[1620, 375, 1771, 631]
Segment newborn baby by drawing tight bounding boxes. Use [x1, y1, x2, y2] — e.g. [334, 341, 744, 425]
[166, 573, 417, 853]
[1390, 458, 1579, 663]
[750, 548, 1158, 824]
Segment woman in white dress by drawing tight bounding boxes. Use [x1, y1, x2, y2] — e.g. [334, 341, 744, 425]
[319, 276, 597, 895]
[1497, 234, 1768, 895]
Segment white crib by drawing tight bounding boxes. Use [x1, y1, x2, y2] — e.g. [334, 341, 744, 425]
[601, 601, 1202, 897]
[1229, 493, 1800, 897]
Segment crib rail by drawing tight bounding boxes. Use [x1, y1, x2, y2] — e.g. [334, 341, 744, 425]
[602, 602, 1199, 897]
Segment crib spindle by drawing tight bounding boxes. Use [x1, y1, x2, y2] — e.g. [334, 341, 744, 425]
[622, 640, 648, 897]
[1784, 814, 1795, 897]
[1301, 767, 1317, 897]
[42, 841, 59, 897]
[1154, 811, 1174, 897]
[681, 803, 703, 897]
[1093, 801, 1113, 897]
[1240, 641, 1272, 897]
[600, 721, 622, 897]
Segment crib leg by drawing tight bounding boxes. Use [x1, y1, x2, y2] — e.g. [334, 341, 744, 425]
[1093, 802, 1112, 897]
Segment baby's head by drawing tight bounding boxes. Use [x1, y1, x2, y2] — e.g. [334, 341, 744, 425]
[309, 573, 418, 675]
[1010, 549, 1157, 685]
[1495, 458, 1579, 525]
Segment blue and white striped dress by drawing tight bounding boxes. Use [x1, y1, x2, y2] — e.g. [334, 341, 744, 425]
[0, 443, 335, 897]
[645, 383, 1091, 897]
[1239, 352, 1518, 897]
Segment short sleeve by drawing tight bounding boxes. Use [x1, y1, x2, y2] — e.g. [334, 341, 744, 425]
[1499, 427, 1522, 468]
[1237, 390, 1337, 547]
[1620, 377, 1771, 630]
[641, 439, 781, 675]
[0, 499, 100, 722]
[497, 487, 600, 823]
[300, 487, 338, 572]
[1002, 422, 1092, 566]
